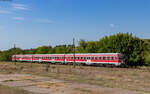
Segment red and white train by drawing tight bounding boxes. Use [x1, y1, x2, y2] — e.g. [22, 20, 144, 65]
[12, 53, 125, 66]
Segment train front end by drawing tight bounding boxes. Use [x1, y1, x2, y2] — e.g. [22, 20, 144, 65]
[117, 53, 125, 66]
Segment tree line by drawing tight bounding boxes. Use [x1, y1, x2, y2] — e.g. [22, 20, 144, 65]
[0, 33, 150, 66]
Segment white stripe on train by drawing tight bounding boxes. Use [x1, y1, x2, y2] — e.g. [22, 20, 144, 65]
[17, 59, 123, 66]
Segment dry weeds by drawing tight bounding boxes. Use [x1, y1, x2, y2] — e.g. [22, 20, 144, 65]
[0, 62, 150, 93]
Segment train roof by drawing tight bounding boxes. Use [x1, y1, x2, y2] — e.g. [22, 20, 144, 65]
[13, 53, 123, 56]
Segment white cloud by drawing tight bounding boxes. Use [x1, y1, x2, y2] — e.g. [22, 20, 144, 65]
[36, 19, 54, 24]
[12, 17, 24, 20]
[12, 3, 29, 10]
[0, 10, 12, 14]
[110, 24, 115, 28]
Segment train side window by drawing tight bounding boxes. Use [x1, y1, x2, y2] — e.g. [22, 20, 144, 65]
[99, 56, 101, 60]
[87, 57, 90, 60]
[92, 57, 94, 60]
[74, 57, 76, 60]
[71, 57, 73, 59]
[84, 57, 86, 60]
[95, 57, 97, 60]
[103, 56, 106, 60]
[107, 56, 110, 60]
[81, 57, 83, 60]
[111, 56, 114, 60]
[77, 57, 80, 60]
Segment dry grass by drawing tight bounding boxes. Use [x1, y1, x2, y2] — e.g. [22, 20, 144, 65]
[0, 84, 37, 94]
[33, 81, 66, 88]
[0, 61, 150, 93]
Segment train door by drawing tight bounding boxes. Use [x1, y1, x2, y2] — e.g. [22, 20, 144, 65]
[107, 56, 110, 64]
[86, 56, 91, 65]
[51, 56, 55, 63]
[64, 55, 67, 64]
[39, 57, 42, 63]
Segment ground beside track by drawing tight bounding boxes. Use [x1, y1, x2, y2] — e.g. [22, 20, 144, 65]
[0, 62, 149, 94]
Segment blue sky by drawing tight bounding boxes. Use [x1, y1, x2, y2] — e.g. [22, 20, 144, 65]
[0, 0, 150, 50]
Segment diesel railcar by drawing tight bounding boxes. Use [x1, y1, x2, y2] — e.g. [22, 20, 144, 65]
[12, 53, 125, 66]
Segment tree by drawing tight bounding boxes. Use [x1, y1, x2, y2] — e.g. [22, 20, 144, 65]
[36, 46, 50, 54]
[47, 46, 53, 54]
[85, 41, 99, 53]
[0, 48, 23, 61]
[97, 33, 147, 66]
[54, 45, 67, 54]
[76, 39, 87, 53]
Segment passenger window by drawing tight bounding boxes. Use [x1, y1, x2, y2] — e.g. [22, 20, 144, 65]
[111, 56, 114, 60]
[99, 56, 101, 60]
[119, 56, 124, 60]
[107, 56, 110, 60]
[84, 57, 86, 60]
[103, 57, 106, 60]
[87, 57, 90, 60]
[71, 57, 73, 59]
[95, 57, 97, 60]
[81, 57, 83, 60]
[92, 57, 94, 60]
[75, 57, 77, 60]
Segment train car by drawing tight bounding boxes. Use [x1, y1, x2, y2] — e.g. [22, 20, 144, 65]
[12, 53, 125, 66]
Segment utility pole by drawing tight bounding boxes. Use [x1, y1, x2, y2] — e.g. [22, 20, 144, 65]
[14, 44, 16, 65]
[73, 38, 76, 68]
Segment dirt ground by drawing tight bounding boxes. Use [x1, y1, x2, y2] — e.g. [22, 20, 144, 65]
[0, 74, 145, 94]
[0, 62, 150, 94]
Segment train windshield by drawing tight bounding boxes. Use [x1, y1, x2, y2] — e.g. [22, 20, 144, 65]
[119, 56, 124, 60]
